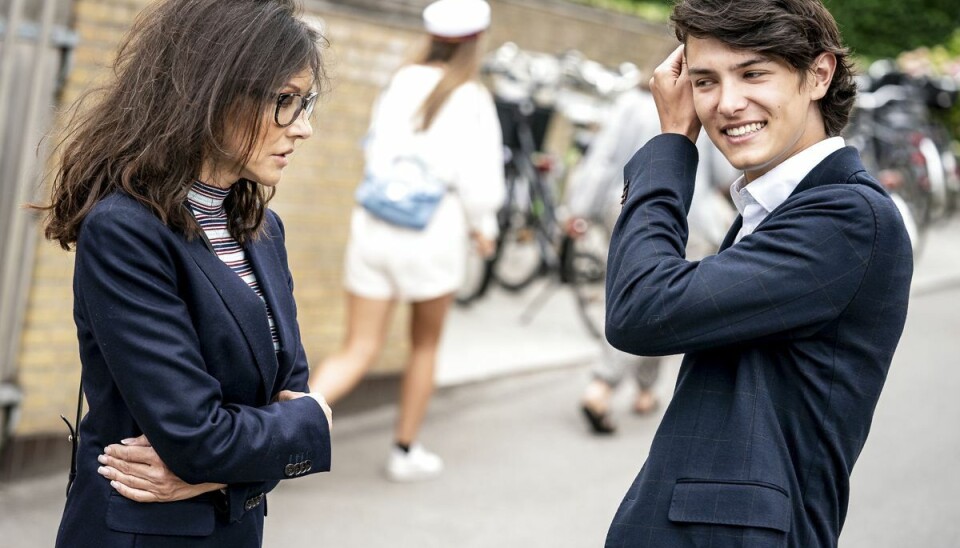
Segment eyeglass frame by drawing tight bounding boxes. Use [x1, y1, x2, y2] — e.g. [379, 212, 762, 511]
[274, 91, 318, 128]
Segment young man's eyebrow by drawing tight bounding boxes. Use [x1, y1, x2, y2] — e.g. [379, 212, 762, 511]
[731, 57, 772, 70]
[687, 57, 772, 76]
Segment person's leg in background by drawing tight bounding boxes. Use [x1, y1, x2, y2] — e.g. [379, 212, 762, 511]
[630, 355, 661, 414]
[309, 292, 395, 404]
[387, 292, 454, 481]
[580, 343, 628, 434]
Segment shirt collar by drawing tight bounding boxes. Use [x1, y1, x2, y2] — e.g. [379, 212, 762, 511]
[187, 180, 231, 213]
[729, 136, 845, 217]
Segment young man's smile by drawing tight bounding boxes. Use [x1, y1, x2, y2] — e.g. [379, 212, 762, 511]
[685, 36, 835, 182]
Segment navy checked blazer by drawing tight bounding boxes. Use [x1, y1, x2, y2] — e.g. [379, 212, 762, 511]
[604, 134, 912, 547]
[56, 192, 331, 547]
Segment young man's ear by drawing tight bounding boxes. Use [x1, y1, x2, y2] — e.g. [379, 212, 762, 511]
[808, 52, 837, 101]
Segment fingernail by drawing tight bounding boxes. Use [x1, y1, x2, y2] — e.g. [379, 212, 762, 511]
[110, 480, 119, 489]
[97, 466, 106, 475]
[97, 454, 106, 464]
[120, 438, 134, 445]
[103, 447, 112, 456]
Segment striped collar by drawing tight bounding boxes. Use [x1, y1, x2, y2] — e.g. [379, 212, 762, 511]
[187, 180, 231, 213]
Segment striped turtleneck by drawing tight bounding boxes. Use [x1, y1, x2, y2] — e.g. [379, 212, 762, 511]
[186, 181, 280, 352]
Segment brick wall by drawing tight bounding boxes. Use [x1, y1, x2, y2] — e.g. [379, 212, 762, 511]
[11, 0, 673, 442]
[13, 0, 154, 439]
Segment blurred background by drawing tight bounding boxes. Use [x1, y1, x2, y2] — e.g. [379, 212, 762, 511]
[1, 0, 959, 546]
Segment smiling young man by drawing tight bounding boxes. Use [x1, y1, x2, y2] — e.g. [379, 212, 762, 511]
[603, 1, 913, 547]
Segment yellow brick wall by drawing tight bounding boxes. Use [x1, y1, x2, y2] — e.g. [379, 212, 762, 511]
[14, 0, 672, 436]
[14, 0, 156, 435]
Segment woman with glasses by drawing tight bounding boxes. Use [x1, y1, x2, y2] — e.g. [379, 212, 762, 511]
[35, 0, 332, 545]
[309, 0, 504, 482]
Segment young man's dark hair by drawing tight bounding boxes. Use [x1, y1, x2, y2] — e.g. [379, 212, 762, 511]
[603, 0, 912, 546]
[672, 0, 857, 136]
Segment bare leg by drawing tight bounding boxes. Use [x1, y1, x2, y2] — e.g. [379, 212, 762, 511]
[309, 292, 395, 405]
[394, 293, 454, 446]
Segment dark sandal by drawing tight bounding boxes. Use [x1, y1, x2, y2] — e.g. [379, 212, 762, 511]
[581, 404, 617, 435]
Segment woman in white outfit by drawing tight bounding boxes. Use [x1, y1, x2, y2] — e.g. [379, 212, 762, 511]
[309, 0, 504, 481]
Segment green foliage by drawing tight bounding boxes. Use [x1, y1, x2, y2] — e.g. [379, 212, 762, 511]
[819, 0, 960, 60]
[569, 0, 672, 22]
[574, 0, 959, 61]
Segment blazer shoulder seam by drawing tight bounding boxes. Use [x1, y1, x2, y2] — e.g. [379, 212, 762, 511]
[831, 180, 881, 320]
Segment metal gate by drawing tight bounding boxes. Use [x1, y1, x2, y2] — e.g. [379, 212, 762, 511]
[0, 0, 77, 451]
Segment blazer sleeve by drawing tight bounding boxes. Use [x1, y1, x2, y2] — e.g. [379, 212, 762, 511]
[605, 134, 877, 356]
[74, 205, 330, 487]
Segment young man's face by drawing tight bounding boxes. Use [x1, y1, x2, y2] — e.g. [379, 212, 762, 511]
[685, 36, 833, 182]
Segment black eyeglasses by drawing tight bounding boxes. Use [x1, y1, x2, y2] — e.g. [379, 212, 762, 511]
[275, 91, 318, 127]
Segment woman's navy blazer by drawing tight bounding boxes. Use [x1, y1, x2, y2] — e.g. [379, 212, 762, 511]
[56, 192, 331, 547]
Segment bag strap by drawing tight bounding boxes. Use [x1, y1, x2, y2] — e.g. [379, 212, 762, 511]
[59, 379, 83, 496]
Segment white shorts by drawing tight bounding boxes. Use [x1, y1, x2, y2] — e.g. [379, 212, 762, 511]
[343, 199, 468, 301]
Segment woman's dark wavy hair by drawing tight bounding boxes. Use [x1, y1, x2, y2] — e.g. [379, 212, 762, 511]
[671, 0, 857, 137]
[38, 0, 327, 249]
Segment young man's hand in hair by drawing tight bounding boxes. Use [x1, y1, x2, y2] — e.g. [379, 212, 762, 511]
[650, 44, 701, 143]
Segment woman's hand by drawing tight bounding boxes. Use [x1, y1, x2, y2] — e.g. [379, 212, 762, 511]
[650, 44, 702, 143]
[471, 232, 496, 259]
[98, 435, 225, 503]
[277, 389, 333, 431]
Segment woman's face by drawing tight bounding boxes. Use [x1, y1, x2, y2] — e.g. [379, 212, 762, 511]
[203, 68, 316, 189]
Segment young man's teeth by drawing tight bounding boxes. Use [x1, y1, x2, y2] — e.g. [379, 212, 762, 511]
[726, 123, 765, 136]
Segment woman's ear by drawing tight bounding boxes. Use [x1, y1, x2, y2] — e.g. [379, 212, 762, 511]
[809, 52, 837, 101]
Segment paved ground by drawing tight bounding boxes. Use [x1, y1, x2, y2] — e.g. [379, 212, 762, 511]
[2, 219, 959, 547]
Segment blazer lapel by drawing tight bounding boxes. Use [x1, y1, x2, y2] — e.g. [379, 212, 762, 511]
[245, 227, 297, 392]
[718, 216, 743, 252]
[183, 237, 279, 401]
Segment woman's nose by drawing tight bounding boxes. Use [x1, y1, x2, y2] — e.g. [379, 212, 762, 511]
[289, 112, 314, 140]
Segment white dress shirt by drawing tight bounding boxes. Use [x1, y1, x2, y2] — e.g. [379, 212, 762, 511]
[729, 137, 845, 243]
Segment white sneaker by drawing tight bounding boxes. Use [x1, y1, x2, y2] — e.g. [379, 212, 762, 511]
[385, 443, 444, 482]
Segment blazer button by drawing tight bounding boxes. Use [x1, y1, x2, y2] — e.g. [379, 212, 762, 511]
[244, 494, 263, 511]
[284, 463, 296, 477]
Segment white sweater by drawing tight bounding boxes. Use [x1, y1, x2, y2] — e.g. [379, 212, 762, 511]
[363, 64, 505, 239]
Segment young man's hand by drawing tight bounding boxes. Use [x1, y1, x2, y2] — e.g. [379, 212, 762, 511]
[650, 45, 702, 143]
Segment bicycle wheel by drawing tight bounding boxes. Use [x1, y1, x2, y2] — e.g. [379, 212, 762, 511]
[569, 250, 606, 339]
[492, 174, 544, 291]
[455, 245, 494, 306]
[564, 221, 611, 339]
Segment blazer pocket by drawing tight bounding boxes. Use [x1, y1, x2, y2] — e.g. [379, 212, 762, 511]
[106, 493, 215, 537]
[668, 479, 791, 533]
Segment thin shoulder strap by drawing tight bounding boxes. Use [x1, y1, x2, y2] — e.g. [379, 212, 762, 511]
[59, 379, 83, 496]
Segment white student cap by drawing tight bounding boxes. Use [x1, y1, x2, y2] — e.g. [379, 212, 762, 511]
[423, 0, 491, 41]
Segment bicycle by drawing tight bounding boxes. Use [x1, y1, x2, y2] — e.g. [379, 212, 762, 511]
[455, 43, 643, 340]
[843, 64, 958, 258]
